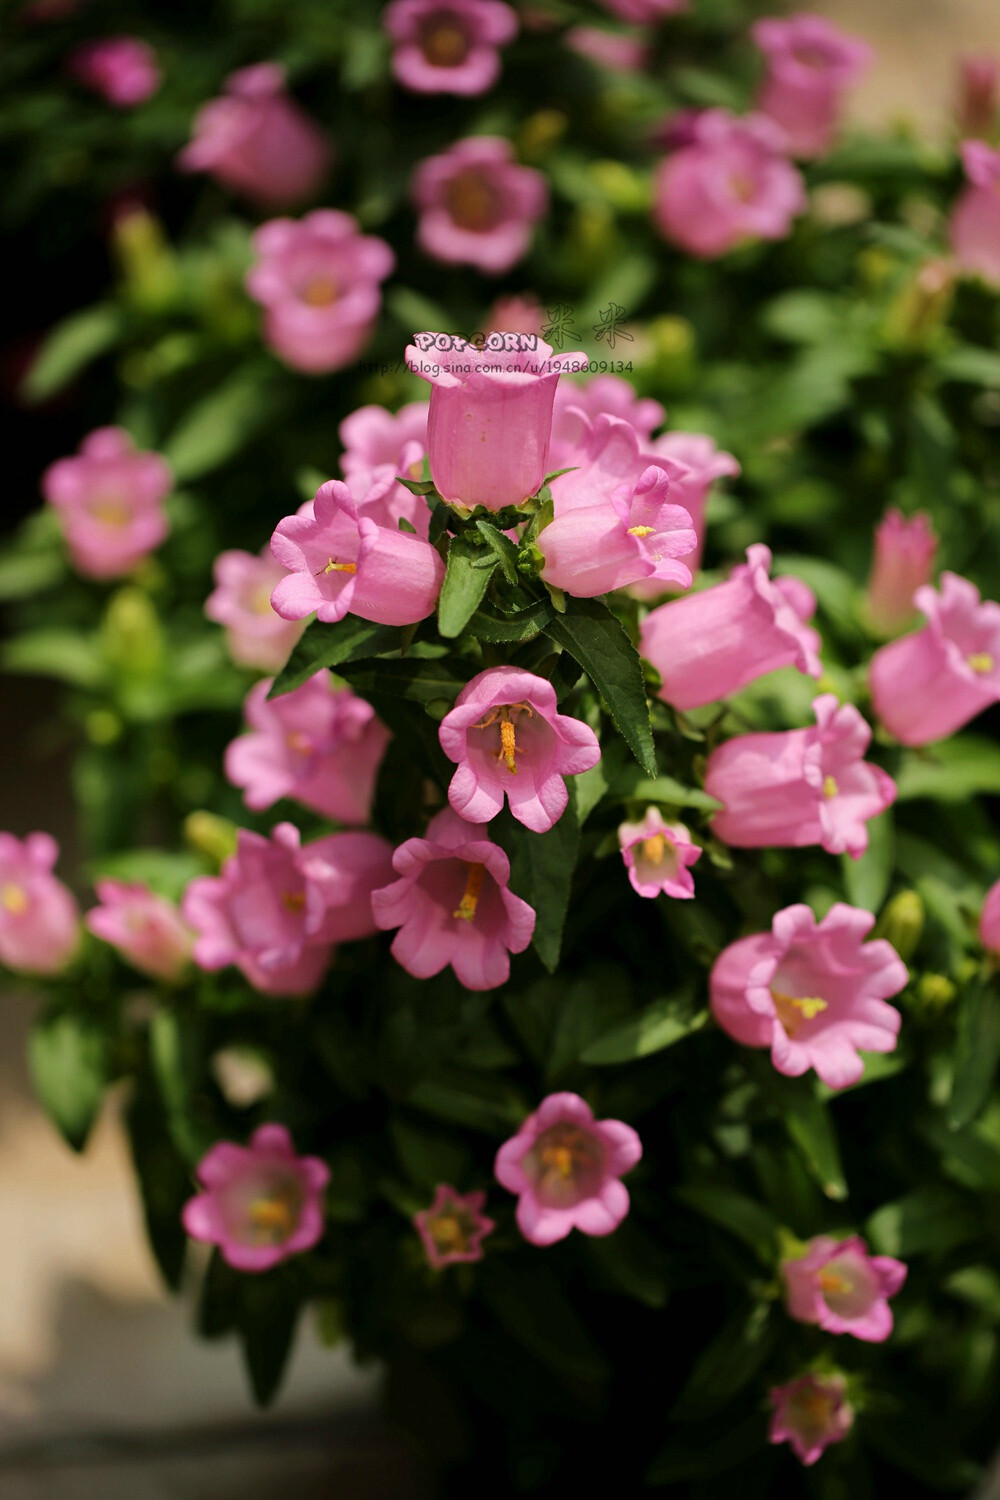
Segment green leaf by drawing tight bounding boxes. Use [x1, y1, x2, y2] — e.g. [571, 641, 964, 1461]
[268, 617, 402, 698]
[474, 520, 519, 583]
[163, 364, 284, 482]
[611, 766, 721, 812]
[29, 1011, 108, 1152]
[126, 1075, 191, 1290]
[149, 1009, 213, 1166]
[480, 1260, 608, 1385]
[438, 534, 496, 638]
[466, 597, 554, 643]
[546, 597, 656, 774]
[866, 1185, 979, 1257]
[407, 1072, 525, 1135]
[239, 1271, 301, 1407]
[674, 1183, 778, 1264]
[841, 808, 894, 912]
[938, 345, 1000, 387]
[670, 1304, 775, 1422]
[497, 800, 580, 973]
[893, 737, 1000, 802]
[3, 630, 105, 689]
[949, 976, 1000, 1130]
[580, 996, 708, 1066]
[338, 654, 468, 707]
[646, 1415, 767, 1485]
[21, 304, 122, 404]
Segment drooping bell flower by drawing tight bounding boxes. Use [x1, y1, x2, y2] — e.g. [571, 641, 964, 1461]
[653, 108, 806, 258]
[705, 695, 896, 860]
[406, 331, 586, 510]
[70, 36, 161, 106]
[411, 138, 547, 274]
[865, 508, 937, 637]
[182, 1123, 329, 1272]
[980, 879, 1000, 956]
[269, 470, 445, 626]
[384, 0, 518, 95]
[548, 411, 682, 514]
[246, 211, 394, 376]
[751, 14, 872, 158]
[86, 881, 193, 984]
[42, 427, 171, 580]
[782, 1234, 907, 1342]
[769, 1372, 855, 1466]
[339, 401, 429, 478]
[547, 374, 665, 470]
[439, 667, 601, 833]
[956, 56, 1000, 138]
[618, 808, 701, 899]
[225, 674, 390, 824]
[639, 544, 822, 710]
[494, 1091, 642, 1246]
[709, 902, 907, 1089]
[205, 547, 305, 673]
[178, 64, 332, 208]
[0, 833, 80, 976]
[641, 430, 740, 579]
[413, 1184, 496, 1268]
[869, 572, 1000, 745]
[372, 807, 535, 991]
[950, 141, 1000, 286]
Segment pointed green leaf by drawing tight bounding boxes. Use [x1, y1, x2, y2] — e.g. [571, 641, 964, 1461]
[580, 997, 708, 1065]
[29, 1011, 108, 1152]
[949, 975, 1000, 1129]
[438, 534, 497, 638]
[546, 597, 656, 774]
[268, 617, 402, 698]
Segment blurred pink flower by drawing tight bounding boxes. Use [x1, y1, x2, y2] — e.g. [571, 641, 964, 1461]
[618, 808, 701, 899]
[769, 1372, 854, 1466]
[710, 901, 906, 1089]
[866, 508, 937, 636]
[225, 674, 390, 824]
[869, 571, 1000, 745]
[751, 13, 872, 158]
[178, 63, 331, 208]
[0, 833, 79, 976]
[957, 56, 1000, 138]
[182, 822, 392, 996]
[414, 1184, 496, 1268]
[980, 879, 1000, 954]
[439, 667, 601, 833]
[182, 1123, 329, 1272]
[950, 140, 1000, 286]
[339, 402, 428, 478]
[639, 543, 822, 710]
[653, 108, 806, 258]
[384, 0, 517, 95]
[406, 332, 586, 510]
[595, 0, 687, 20]
[706, 694, 896, 860]
[411, 137, 547, 274]
[269, 470, 444, 626]
[86, 881, 193, 983]
[494, 1091, 642, 1246]
[484, 293, 547, 337]
[206, 548, 304, 673]
[782, 1234, 907, 1342]
[565, 26, 649, 73]
[42, 427, 171, 580]
[246, 210, 394, 374]
[372, 807, 535, 991]
[70, 36, 161, 106]
[640, 430, 740, 580]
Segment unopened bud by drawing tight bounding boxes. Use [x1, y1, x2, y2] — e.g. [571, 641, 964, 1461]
[184, 811, 238, 868]
[916, 973, 956, 1009]
[874, 891, 925, 961]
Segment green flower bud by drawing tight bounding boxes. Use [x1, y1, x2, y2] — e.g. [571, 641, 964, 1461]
[874, 891, 925, 961]
[184, 811, 238, 868]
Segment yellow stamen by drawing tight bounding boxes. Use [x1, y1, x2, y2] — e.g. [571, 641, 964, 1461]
[772, 988, 828, 1036]
[444, 169, 501, 232]
[0, 883, 28, 915]
[302, 276, 338, 307]
[627, 525, 655, 537]
[429, 1212, 468, 1253]
[822, 775, 839, 799]
[281, 890, 306, 913]
[249, 1196, 295, 1235]
[321, 558, 357, 575]
[89, 499, 132, 528]
[500, 717, 518, 774]
[472, 702, 533, 775]
[420, 19, 469, 67]
[285, 732, 312, 754]
[818, 1269, 852, 1297]
[539, 1144, 576, 1179]
[968, 652, 994, 674]
[642, 834, 666, 865]
[453, 862, 484, 922]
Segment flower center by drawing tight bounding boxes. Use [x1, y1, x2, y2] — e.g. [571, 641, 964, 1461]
[627, 525, 655, 537]
[822, 775, 839, 799]
[428, 1210, 472, 1255]
[968, 652, 994, 674]
[453, 862, 484, 922]
[792, 43, 833, 69]
[531, 1122, 601, 1205]
[819, 1268, 853, 1297]
[246, 1190, 299, 1244]
[281, 890, 306, 913]
[771, 987, 828, 1036]
[285, 731, 313, 755]
[471, 702, 534, 775]
[419, 12, 471, 67]
[791, 1386, 837, 1432]
[301, 276, 338, 308]
[0, 882, 28, 915]
[88, 497, 133, 528]
[444, 168, 503, 232]
[728, 171, 757, 204]
[320, 557, 357, 575]
[642, 833, 666, 865]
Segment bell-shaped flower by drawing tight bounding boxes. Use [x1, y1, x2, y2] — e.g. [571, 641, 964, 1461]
[782, 1234, 907, 1342]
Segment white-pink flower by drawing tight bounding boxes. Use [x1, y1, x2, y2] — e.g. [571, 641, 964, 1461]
[618, 808, 701, 899]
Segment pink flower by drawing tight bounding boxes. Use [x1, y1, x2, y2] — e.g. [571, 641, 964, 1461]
[86, 881, 193, 983]
[411, 138, 547, 275]
[406, 332, 586, 511]
[565, 26, 649, 73]
[957, 56, 1000, 138]
[384, 0, 517, 95]
[339, 401, 428, 478]
[548, 411, 681, 514]
[618, 808, 701, 899]
[484, 293, 546, 337]
[980, 879, 1000, 955]
[782, 1234, 907, 1342]
[42, 427, 171, 580]
[372, 807, 535, 991]
[869, 572, 1000, 745]
[706, 695, 896, 860]
[548, 374, 665, 470]
[639, 544, 822, 711]
[494, 1092, 642, 1246]
[182, 1123, 329, 1272]
[246, 210, 394, 374]
[540, 461, 695, 597]
[595, 0, 687, 20]
[653, 109, 806, 258]
[225, 674, 390, 823]
[70, 36, 160, 106]
[866, 508, 937, 637]
[182, 823, 392, 996]
[205, 548, 305, 673]
[769, 1372, 854, 1466]
[751, 14, 872, 158]
[269, 470, 445, 626]
[950, 141, 1000, 287]
[439, 667, 601, 833]
[710, 902, 907, 1089]
[0, 833, 79, 976]
[178, 63, 331, 208]
[643, 430, 740, 578]
[413, 1184, 496, 1268]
